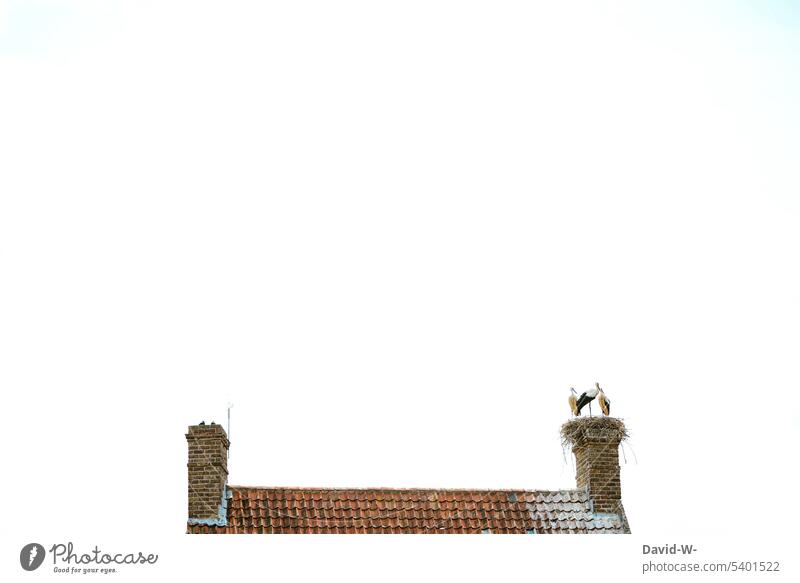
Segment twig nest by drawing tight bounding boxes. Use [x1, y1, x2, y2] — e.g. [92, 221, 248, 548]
[560, 416, 628, 448]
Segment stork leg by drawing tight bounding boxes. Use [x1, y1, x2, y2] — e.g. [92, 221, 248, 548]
[589, 402, 592, 416]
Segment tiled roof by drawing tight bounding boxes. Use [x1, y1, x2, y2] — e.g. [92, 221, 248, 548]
[187, 486, 628, 534]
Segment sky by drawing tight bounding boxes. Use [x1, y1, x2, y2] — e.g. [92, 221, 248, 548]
[1, 1, 799, 581]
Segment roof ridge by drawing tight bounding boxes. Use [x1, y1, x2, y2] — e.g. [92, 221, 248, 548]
[227, 485, 583, 493]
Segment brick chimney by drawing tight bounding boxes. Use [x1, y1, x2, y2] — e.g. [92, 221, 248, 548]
[561, 417, 627, 515]
[186, 423, 229, 525]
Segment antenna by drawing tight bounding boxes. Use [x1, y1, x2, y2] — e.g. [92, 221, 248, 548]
[226, 402, 234, 460]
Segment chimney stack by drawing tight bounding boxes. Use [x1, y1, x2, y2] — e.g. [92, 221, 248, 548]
[186, 423, 229, 525]
[561, 417, 627, 515]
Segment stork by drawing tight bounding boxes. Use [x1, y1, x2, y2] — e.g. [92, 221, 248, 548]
[598, 385, 611, 416]
[575, 382, 601, 416]
[568, 387, 579, 416]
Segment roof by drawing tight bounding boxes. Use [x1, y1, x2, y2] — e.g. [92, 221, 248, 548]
[187, 486, 628, 534]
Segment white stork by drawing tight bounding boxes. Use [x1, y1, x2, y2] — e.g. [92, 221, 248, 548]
[598, 385, 611, 416]
[568, 387, 579, 416]
[575, 383, 601, 416]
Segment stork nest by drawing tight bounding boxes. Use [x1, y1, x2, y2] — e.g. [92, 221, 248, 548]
[560, 416, 628, 448]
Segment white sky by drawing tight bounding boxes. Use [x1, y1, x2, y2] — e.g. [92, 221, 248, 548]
[1, 1, 799, 581]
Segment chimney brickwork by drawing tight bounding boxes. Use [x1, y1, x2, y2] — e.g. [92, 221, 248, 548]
[186, 423, 229, 523]
[563, 418, 626, 515]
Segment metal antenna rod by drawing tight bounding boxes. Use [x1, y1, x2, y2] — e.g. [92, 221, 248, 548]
[226, 402, 234, 460]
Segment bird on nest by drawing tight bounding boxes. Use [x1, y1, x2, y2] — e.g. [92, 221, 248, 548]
[570, 382, 611, 417]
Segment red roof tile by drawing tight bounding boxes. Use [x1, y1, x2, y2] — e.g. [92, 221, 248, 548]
[187, 486, 627, 534]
